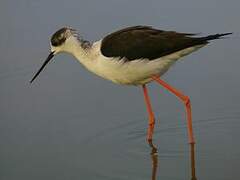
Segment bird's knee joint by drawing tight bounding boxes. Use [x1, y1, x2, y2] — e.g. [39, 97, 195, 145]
[184, 96, 191, 106]
[149, 121, 155, 127]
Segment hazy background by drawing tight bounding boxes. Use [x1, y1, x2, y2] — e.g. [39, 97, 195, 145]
[0, 0, 239, 179]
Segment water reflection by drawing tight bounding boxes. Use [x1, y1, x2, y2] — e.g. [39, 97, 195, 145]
[190, 143, 197, 180]
[148, 141, 197, 180]
[149, 140, 158, 180]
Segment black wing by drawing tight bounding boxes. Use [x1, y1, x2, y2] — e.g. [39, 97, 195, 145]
[100, 26, 230, 61]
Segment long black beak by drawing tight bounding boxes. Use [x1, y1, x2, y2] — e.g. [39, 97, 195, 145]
[30, 51, 55, 83]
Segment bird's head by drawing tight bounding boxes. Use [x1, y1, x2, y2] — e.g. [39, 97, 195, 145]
[30, 27, 87, 83]
[50, 27, 79, 54]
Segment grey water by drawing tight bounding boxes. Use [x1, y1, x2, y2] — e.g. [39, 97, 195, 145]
[0, 0, 240, 179]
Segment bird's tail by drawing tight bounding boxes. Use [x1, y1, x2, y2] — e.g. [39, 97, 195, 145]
[199, 32, 233, 42]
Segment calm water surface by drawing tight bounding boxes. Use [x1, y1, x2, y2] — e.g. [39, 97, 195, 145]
[1, 0, 240, 179]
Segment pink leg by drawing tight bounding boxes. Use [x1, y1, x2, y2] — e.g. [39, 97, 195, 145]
[142, 84, 155, 144]
[152, 76, 195, 144]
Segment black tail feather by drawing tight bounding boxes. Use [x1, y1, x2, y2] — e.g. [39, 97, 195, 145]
[200, 32, 233, 41]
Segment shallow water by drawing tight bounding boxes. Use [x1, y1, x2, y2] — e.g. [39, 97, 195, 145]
[1, 0, 240, 180]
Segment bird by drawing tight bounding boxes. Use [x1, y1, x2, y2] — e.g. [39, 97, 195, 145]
[30, 25, 232, 145]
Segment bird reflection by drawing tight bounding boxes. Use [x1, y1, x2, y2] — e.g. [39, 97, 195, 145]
[148, 140, 158, 180]
[190, 143, 197, 180]
[148, 141, 197, 180]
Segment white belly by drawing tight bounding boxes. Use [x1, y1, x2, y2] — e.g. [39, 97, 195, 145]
[93, 57, 173, 85]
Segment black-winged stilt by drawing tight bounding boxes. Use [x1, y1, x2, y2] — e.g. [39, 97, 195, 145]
[30, 26, 231, 145]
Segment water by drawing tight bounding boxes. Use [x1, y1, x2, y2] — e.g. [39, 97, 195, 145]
[1, 0, 240, 179]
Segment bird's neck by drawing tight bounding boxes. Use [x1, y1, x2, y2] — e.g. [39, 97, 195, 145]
[64, 37, 97, 70]
[64, 36, 90, 58]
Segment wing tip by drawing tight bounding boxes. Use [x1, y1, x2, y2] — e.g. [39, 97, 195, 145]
[203, 32, 233, 41]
